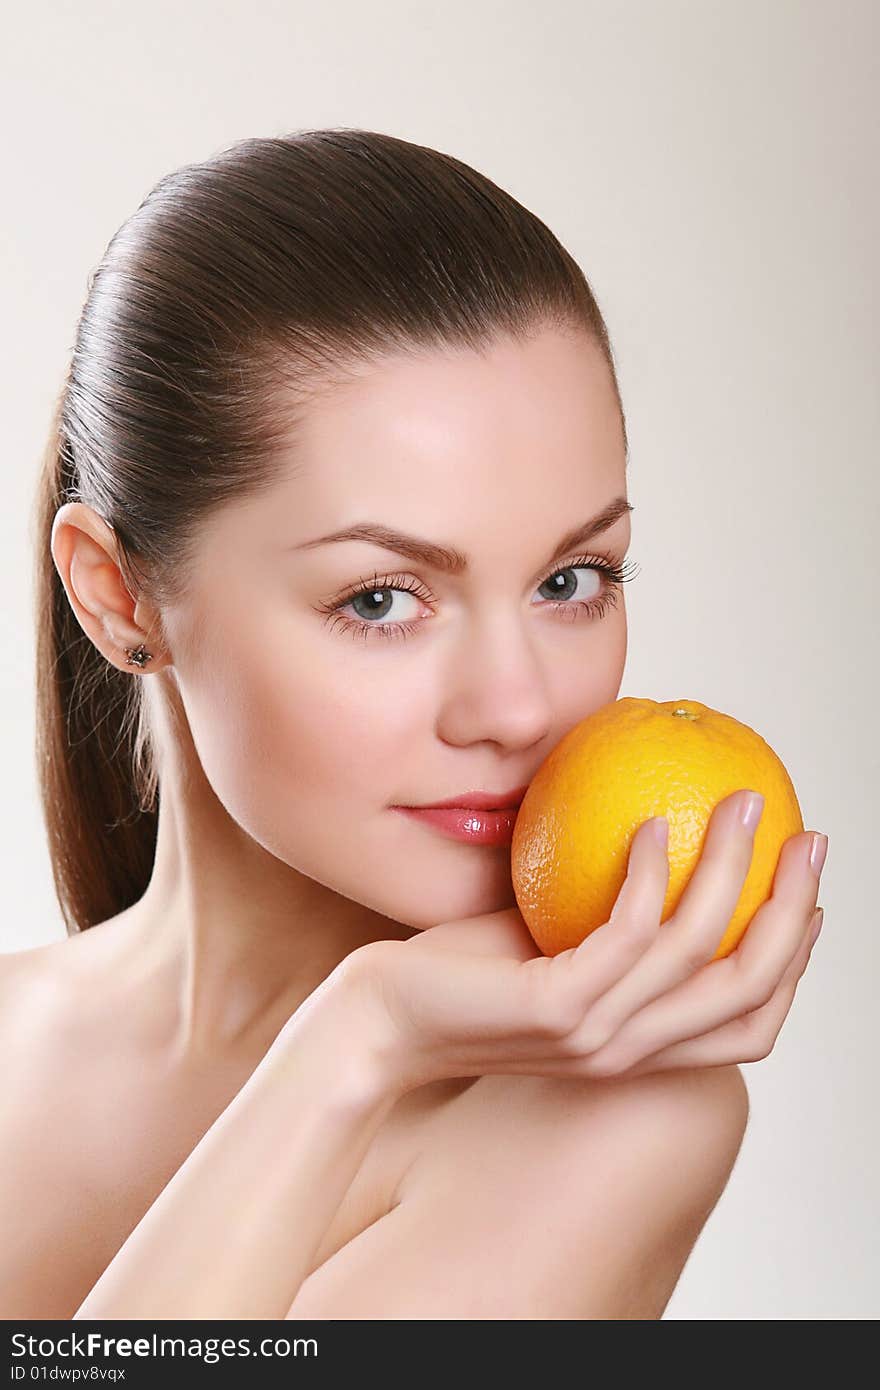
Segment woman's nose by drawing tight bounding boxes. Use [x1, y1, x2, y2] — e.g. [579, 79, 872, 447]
[435, 614, 554, 750]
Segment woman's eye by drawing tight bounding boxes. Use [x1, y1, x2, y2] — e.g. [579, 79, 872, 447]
[345, 586, 423, 625]
[534, 565, 602, 605]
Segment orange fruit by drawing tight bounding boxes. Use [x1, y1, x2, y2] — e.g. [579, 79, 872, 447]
[511, 696, 804, 960]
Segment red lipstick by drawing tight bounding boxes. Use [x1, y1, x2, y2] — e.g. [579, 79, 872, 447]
[391, 784, 530, 846]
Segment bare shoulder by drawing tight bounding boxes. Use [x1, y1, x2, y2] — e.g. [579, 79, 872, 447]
[402, 1063, 749, 1208]
[0, 930, 101, 1062]
[0, 940, 61, 1033]
[530, 1061, 751, 1146]
[287, 1065, 750, 1320]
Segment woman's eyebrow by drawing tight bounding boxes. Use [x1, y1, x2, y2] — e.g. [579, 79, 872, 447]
[293, 497, 634, 575]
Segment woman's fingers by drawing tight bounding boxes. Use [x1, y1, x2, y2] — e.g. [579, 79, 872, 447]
[615, 905, 821, 1076]
[558, 790, 758, 1046]
[727, 830, 824, 994]
[571, 829, 823, 1074]
[479, 904, 822, 1080]
[648, 789, 764, 972]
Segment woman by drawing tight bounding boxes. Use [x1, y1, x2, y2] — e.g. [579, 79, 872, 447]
[2, 128, 827, 1320]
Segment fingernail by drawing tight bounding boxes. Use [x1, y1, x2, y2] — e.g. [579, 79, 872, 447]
[739, 791, 764, 830]
[809, 907, 824, 947]
[651, 816, 669, 848]
[809, 833, 828, 878]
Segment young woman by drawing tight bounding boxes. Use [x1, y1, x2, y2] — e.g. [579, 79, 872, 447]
[2, 128, 827, 1320]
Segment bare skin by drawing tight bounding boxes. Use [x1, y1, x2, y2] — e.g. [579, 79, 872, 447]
[0, 933, 751, 1320]
[0, 934, 461, 1318]
[2, 324, 775, 1318]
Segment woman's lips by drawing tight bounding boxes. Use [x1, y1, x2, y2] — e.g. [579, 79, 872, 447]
[391, 805, 519, 846]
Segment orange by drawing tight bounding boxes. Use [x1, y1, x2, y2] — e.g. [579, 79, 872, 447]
[511, 696, 804, 960]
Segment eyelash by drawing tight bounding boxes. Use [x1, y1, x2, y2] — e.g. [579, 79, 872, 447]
[317, 552, 641, 643]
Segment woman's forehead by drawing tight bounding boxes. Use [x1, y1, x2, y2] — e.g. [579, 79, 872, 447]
[278, 332, 624, 509]
[192, 328, 627, 569]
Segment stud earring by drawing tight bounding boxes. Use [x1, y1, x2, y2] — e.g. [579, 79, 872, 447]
[124, 644, 153, 668]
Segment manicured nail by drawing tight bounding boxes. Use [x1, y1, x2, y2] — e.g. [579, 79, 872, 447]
[809, 833, 828, 877]
[809, 907, 824, 947]
[652, 816, 669, 848]
[739, 791, 764, 830]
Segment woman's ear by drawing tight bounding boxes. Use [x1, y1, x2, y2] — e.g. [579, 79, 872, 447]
[49, 501, 172, 674]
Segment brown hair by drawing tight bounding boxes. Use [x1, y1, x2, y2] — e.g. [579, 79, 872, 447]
[32, 127, 629, 937]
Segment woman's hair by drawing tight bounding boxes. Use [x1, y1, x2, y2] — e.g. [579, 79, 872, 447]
[32, 126, 629, 936]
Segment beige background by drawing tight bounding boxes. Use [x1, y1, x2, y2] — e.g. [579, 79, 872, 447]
[2, 0, 876, 1319]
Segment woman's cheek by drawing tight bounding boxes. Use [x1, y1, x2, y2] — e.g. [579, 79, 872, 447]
[243, 647, 415, 805]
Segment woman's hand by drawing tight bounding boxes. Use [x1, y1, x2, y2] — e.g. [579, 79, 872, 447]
[350, 789, 828, 1092]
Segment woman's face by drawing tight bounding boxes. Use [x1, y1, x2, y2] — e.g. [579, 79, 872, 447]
[163, 324, 633, 929]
